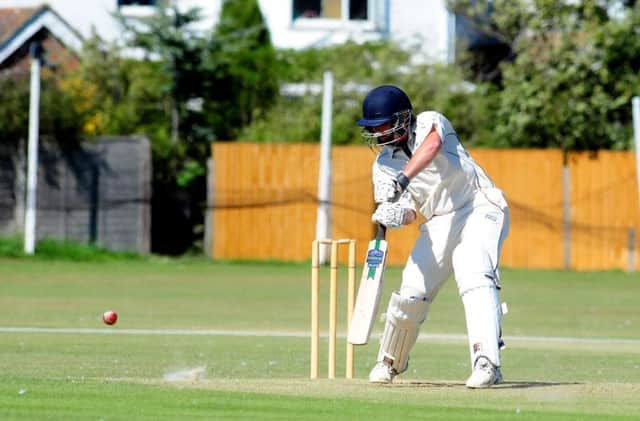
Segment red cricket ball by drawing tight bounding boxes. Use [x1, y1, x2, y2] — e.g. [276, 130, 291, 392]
[102, 310, 118, 325]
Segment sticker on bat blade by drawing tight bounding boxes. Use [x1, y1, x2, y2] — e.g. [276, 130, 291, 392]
[366, 249, 384, 271]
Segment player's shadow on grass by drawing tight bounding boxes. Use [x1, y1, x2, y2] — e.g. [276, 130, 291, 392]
[495, 381, 582, 389]
[391, 381, 581, 389]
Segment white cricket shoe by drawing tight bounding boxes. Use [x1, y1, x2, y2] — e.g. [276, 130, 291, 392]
[465, 356, 503, 389]
[368, 362, 397, 384]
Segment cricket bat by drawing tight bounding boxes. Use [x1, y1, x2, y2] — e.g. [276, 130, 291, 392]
[347, 224, 388, 345]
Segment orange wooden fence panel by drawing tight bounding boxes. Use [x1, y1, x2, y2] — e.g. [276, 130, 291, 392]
[568, 151, 639, 271]
[212, 143, 319, 261]
[211, 143, 639, 270]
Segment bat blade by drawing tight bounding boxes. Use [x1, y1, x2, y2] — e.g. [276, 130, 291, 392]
[347, 226, 388, 345]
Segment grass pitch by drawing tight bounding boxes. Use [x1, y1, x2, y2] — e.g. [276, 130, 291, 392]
[0, 257, 639, 419]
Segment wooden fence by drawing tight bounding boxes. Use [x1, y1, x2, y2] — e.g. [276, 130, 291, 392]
[211, 143, 639, 271]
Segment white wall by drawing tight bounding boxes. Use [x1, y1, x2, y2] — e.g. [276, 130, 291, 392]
[0, 0, 452, 62]
[389, 0, 451, 62]
[258, 0, 452, 62]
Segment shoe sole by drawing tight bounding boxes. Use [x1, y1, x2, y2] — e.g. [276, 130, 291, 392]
[465, 373, 501, 389]
[466, 375, 501, 389]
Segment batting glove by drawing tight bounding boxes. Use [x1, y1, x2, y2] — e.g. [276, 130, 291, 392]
[374, 172, 410, 203]
[372, 202, 407, 228]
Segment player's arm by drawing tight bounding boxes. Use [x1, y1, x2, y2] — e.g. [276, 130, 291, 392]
[402, 125, 441, 179]
[383, 125, 442, 201]
[402, 208, 416, 224]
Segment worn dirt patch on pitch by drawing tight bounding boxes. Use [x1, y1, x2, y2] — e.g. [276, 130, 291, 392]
[125, 377, 640, 417]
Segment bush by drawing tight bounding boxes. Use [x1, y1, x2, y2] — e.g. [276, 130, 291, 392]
[0, 235, 24, 257]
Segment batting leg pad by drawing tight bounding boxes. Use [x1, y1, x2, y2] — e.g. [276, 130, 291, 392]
[461, 286, 503, 368]
[377, 291, 429, 373]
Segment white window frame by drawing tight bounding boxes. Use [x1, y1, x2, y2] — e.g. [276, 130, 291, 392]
[291, 0, 377, 31]
[117, 0, 157, 18]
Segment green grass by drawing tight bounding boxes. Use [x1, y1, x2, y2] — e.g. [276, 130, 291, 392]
[0, 235, 143, 261]
[0, 257, 639, 419]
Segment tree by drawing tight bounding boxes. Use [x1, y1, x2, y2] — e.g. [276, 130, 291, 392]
[448, 1, 640, 150]
[209, 0, 279, 140]
[105, 1, 279, 253]
[0, 71, 83, 147]
[113, 5, 215, 253]
[491, 1, 640, 151]
[240, 40, 495, 147]
[60, 34, 169, 140]
[117, 4, 210, 145]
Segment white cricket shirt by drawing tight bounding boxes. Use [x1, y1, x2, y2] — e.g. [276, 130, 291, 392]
[373, 111, 495, 220]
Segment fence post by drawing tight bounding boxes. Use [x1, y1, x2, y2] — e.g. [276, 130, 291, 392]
[629, 227, 636, 273]
[563, 165, 571, 270]
[205, 158, 214, 259]
[632, 97, 640, 207]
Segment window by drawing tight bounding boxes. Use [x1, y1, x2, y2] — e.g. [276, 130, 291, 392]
[117, 0, 157, 17]
[349, 0, 367, 20]
[293, 0, 368, 21]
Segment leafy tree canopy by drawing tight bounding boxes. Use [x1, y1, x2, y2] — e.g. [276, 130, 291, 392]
[209, 0, 279, 140]
[0, 69, 83, 148]
[449, 0, 640, 150]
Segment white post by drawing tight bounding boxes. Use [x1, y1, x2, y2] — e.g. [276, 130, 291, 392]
[632, 96, 640, 207]
[24, 44, 43, 255]
[205, 158, 214, 259]
[315, 71, 333, 263]
[562, 165, 571, 270]
[629, 227, 636, 273]
[447, 10, 456, 64]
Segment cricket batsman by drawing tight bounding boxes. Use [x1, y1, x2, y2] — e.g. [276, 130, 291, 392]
[358, 85, 510, 388]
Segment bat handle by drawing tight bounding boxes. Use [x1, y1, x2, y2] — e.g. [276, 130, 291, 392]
[376, 224, 387, 240]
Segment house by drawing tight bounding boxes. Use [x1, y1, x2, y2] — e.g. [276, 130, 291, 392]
[0, 5, 83, 76]
[0, 5, 151, 253]
[0, 0, 455, 63]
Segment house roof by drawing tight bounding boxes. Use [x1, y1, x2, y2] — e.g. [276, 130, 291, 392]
[0, 4, 83, 65]
[0, 7, 39, 45]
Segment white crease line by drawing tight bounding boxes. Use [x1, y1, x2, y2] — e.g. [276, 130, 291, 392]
[0, 327, 639, 345]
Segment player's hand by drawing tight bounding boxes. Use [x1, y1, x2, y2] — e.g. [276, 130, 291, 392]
[374, 172, 410, 203]
[372, 202, 407, 228]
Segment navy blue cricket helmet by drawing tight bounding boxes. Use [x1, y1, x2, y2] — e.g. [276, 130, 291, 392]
[358, 85, 413, 148]
[357, 85, 412, 128]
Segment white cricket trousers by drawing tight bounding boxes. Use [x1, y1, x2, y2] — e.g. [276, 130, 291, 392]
[399, 187, 509, 367]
